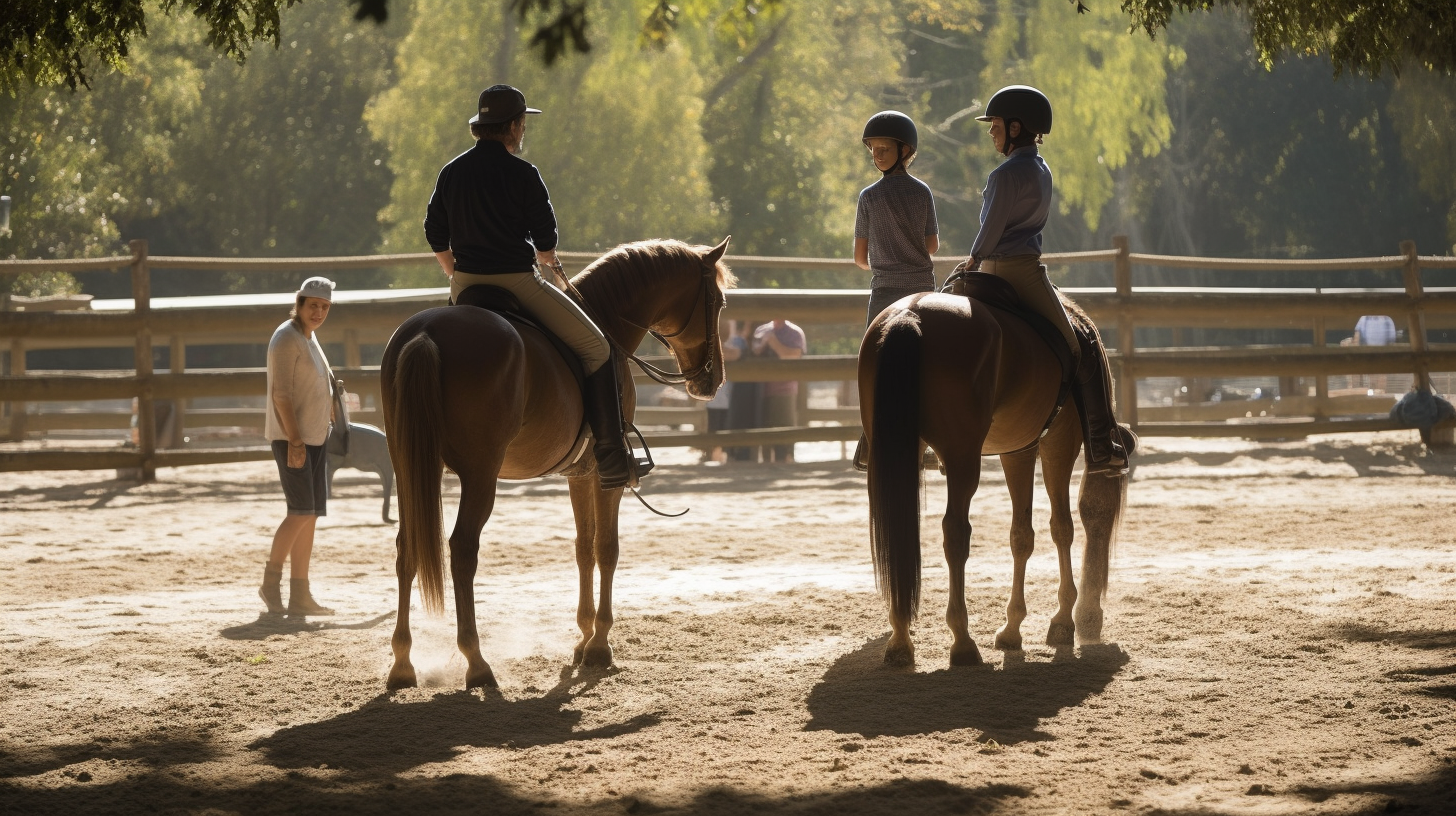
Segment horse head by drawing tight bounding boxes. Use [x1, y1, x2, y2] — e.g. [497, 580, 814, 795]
[577, 236, 735, 401]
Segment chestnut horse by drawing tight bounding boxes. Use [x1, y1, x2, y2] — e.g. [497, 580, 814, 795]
[859, 291, 1127, 666]
[382, 238, 733, 689]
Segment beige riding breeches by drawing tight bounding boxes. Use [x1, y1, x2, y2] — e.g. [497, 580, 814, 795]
[451, 269, 611, 374]
[980, 255, 1078, 357]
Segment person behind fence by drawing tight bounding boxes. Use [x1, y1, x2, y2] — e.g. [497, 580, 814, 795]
[259, 276, 338, 617]
[851, 111, 939, 470]
[1351, 314, 1398, 391]
[423, 83, 650, 490]
[752, 319, 806, 464]
[703, 317, 746, 464]
[959, 85, 1134, 473]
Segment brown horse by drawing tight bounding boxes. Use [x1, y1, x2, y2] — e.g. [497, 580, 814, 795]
[381, 238, 733, 689]
[859, 291, 1128, 666]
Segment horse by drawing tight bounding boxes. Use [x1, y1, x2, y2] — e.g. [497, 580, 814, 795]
[381, 238, 733, 689]
[859, 291, 1128, 666]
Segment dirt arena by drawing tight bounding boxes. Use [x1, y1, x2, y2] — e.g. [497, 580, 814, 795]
[2, 432, 1455, 814]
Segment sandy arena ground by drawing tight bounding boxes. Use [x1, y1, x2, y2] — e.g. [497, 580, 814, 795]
[2, 432, 1455, 814]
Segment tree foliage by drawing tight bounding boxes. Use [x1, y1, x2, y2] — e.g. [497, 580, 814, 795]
[1122, 0, 1456, 77]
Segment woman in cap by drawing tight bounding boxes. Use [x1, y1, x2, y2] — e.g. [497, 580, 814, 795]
[259, 276, 338, 616]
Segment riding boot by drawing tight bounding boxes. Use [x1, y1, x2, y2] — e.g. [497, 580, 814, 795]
[584, 362, 654, 490]
[1073, 329, 1136, 473]
[852, 434, 869, 472]
[287, 579, 335, 616]
[259, 562, 285, 614]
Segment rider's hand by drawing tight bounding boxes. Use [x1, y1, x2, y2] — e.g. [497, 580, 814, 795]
[287, 440, 306, 468]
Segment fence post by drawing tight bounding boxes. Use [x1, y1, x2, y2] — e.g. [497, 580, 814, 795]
[1399, 240, 1431, 393]
[1112, 235, 1138, 428]
[131, 239, 156, 480]
[1312, 316, 1328, 419]
[6, 338, 25, 440]
[170, 333, 186, 446]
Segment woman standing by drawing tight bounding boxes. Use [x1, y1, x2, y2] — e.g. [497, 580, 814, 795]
[259, 276, 337, 616]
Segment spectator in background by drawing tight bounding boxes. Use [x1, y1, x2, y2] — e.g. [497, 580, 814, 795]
[260, 276, 338, 618]
[753, 319, 807, 463]
[1354, 314, 1397, 347]
[1353, 314, 1398, 392]
[725, 320, 760, 462]
[703, 317, 746, 464]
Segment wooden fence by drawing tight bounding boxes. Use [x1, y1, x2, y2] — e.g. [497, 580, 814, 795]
[3, 237, 1454, 476]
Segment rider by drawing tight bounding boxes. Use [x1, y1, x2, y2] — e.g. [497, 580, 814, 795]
[423, 84, 651, 490]
[965, 84, 1133, 472]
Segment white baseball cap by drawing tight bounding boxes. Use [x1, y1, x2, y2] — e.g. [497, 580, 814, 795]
[297, 276, 336, 301]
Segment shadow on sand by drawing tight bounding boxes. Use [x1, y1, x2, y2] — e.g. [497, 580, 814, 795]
[219, 612, 395, 641]
[248, 666, 656, 775]
[803, 636, 1130, 744]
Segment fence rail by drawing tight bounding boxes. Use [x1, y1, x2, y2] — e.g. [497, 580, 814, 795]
[4, 237, 1454, 476]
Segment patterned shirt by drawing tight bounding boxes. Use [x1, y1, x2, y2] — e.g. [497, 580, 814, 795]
[854, 173, 938, 281]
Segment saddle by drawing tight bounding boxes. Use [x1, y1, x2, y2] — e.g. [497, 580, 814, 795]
[453, 283, 592, 474]
[941, 271, 1079, 444]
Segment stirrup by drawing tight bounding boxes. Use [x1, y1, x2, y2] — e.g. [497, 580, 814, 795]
[852, 435, 869, 472]
[597, 424, 655, 490]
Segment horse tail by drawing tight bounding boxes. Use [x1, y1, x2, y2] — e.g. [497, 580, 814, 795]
[390, 332, 447, 615]
[867, 310, 924, 624]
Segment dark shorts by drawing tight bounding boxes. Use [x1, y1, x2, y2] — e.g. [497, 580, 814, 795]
[867, 278, 936, 326]
[273, 441, 328, 516]
[707, 407, 730, 432]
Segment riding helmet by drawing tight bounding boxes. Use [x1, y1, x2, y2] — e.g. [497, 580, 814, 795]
[862, 111, 918, 152]
[975, 85, 1052, 135]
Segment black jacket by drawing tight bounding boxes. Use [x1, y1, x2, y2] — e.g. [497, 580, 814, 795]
[423, 140, 559, 274]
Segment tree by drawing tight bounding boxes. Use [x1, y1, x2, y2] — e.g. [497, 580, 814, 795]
[366, 0, 723, 286]
[1122, 0, 1456, 77]
[2, 2, 405, 298]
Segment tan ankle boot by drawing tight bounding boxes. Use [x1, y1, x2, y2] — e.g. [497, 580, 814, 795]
[258, 563, 285, 614]
[288, 579, 335, 616]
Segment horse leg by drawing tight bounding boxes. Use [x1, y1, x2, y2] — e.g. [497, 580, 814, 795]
[941, 452, 983, 666]
[1074, 467, 1126, 645]
[387, 531, 419, 690]
[567, 476, 600, 665]
[1040, 427, 1080, 647]
[995, 447, 1039, 651]
[449, 475, 499, 689]
[582, 476, 624, 667]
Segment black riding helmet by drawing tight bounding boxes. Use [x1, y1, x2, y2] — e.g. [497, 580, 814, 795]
[975, 85, 1052, 135]
[862, 111, 918, 174]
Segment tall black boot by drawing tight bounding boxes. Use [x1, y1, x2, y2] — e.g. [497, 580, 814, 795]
[584, 362, 654, 490]
[1073, 329, 1136, 472]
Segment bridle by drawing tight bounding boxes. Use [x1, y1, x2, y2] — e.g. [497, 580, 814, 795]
[562, 259, 723, 387]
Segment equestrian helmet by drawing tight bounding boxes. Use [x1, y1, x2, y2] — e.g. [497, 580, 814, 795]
[862, 111, 918, 152]
[976, 85, 1052, 135]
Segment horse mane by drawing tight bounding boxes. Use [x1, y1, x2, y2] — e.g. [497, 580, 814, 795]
[572, 239, 736, 321]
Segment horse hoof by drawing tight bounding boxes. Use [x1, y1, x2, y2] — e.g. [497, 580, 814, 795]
[949, 643, 983, 666]
[883, 645, 915, 667]
[993, 628, 1022, 652]
[1046, 621, 1075, 647]
[581, 645, 613, 668]
[1075, 608, 1104, 644]
[386, 666, 418, 690]
[466, 667, 499, 690]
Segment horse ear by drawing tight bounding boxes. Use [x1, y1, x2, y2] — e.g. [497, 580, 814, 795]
[703, 236, 730, 266]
